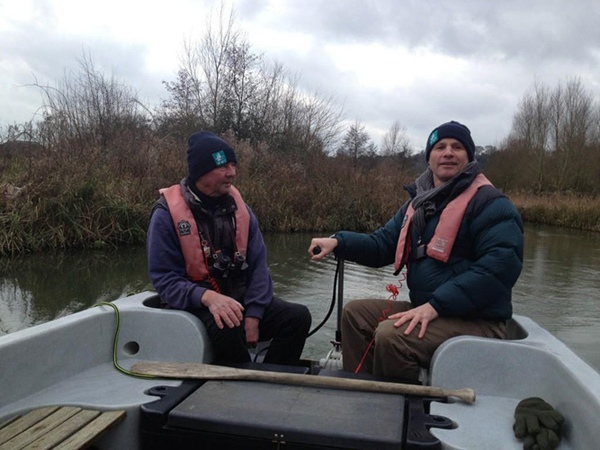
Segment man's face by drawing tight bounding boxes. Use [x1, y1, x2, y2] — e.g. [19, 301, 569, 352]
[195, 162, 237, 197]
[428, 138, 469, 187]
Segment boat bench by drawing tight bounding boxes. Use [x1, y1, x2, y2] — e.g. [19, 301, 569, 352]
[0, 406, 126, 450]
[426, 315, 600, 449]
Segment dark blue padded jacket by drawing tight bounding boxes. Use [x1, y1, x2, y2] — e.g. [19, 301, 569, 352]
[334, 184, 524, 320]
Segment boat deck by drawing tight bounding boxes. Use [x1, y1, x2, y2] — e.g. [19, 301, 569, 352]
[0, 406, 125, 450]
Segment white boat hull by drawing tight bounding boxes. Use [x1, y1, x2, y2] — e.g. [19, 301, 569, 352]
[1, 292, 599, 449]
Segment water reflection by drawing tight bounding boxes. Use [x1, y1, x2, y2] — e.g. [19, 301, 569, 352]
[513, 224, 600, 369]
[1, 225, 599, 371]
[0, 249, 152, 335]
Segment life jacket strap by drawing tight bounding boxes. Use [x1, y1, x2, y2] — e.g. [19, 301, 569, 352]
[409, 243, 475, 262]
[410, 244, 428, 261]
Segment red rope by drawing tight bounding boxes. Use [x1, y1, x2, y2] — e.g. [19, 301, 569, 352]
[354, 273, 407, 373]
[202, 249, 222, 294]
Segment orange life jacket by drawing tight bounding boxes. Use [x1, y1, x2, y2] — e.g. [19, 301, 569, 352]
[394, 174, 493, 274]
[159, 185, 250, 281]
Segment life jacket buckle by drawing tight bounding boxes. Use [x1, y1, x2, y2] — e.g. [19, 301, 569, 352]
[410, 245, 428, 262]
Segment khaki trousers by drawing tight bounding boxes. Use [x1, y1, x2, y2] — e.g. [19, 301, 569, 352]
[341, 299, 506, 381]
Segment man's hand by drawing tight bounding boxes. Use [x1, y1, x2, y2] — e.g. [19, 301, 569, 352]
[308, 237, 338, 261]
[200, 290, 244, 329]
[245, 317, 260, 348]
[388, 303, 439, 338]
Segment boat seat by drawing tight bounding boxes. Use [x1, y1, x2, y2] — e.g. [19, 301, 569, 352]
[426, 316, 600, 449]
[0, 406, 126, 450]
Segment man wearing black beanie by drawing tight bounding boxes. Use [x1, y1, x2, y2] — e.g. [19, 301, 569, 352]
[309, 120, 524, 381]
[147, 131, 311, 366]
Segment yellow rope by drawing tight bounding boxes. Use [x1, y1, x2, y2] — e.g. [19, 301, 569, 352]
[93, 301, 157, 379]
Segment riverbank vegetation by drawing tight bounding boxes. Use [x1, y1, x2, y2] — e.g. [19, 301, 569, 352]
[509, 193, 600, 232]
[1, 10, 599, 256]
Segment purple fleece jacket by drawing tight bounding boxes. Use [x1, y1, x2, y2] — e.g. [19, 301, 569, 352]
[147, 203, 274, 319]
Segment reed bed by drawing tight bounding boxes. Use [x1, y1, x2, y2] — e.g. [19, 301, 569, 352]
[0, 139, 412, 256]
[509, 192, 600, 232]
[3, 137, 599, 257]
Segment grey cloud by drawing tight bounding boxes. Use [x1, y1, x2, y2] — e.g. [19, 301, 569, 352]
[1, 18, 167, 124]
[238, 0, 600, 66]
[4, 0, 599, 152]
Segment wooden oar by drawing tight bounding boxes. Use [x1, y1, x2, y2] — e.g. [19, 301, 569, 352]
[131, 362, 475, 403]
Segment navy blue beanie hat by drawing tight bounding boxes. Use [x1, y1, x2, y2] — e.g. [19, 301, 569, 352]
[425, 121, 476, 162]
[187, 131, 237, 182]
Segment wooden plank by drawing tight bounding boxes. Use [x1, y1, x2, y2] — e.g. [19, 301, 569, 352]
[0, 407, 60, 446]
[132, 361, 477, 403]
[53, 410, 126, 450]
[0, 414, 22, 432]
[23, 410, 101, 450]
[0, 407, 80, 450]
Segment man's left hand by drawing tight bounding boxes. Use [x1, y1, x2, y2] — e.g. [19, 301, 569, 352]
[389, 303, 439, 338]
[245, 317, 260, 347]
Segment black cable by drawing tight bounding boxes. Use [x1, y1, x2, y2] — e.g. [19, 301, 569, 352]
[251, 250, 341, 360]
[252, 345, 270, 363]
[306, 258, 340, 338]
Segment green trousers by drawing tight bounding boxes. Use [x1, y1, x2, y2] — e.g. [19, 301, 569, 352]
[341, 299, 506, 381]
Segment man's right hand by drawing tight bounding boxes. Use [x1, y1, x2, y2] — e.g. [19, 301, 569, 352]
[308, 237, 338, 261]
[200, 290, 244, 329]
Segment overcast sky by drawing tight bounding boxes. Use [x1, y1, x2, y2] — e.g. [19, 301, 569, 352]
[2, 0, 600, 151]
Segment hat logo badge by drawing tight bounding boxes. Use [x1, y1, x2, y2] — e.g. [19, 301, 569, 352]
[429, 130, 438, 146]
[212, 150, 228, 166]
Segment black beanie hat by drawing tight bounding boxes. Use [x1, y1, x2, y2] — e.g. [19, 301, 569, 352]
[187, 131, 237, 182]
[425, 121, 475, 162]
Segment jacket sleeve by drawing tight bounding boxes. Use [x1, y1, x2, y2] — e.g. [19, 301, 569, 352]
[242, 206, 274, 319]
[428, 197, 524, 317]
[147, 206, 206, 311]
[334, 202, 409, 268]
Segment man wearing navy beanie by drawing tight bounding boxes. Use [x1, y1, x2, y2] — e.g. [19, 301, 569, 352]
[309, 120, 523, 381]
[148, 131, 311, 366]
[186, 131, 238, 184]
[424, 121, 476, 163]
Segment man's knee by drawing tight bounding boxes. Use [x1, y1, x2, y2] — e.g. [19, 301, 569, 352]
[374, 321, 412, 354]
[213, 323, 246, 344]
[373, 321, 422, 380]
[288, 302, 312, 332]
[276, 301, 312, 334]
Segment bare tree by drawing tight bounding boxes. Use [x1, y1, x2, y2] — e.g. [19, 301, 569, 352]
[381, 120, 411, 158]
[199, 4, 238, 131]
[555, 78, 594, 191]
[499, 77, 599, 193]
[338, 120, 373, 169]
[159, 3, 343, 158]
[510, 80, 551, 192]
[31, 52, 147, 153]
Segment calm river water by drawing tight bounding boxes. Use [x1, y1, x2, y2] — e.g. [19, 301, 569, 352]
[1, 224, 599, 371]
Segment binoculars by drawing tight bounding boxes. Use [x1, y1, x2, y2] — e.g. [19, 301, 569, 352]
[210, 252, 248, 279]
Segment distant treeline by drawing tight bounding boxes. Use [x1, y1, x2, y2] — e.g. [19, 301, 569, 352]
[1, 10, 598, 256]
